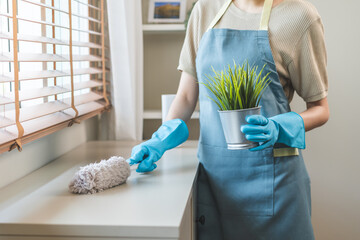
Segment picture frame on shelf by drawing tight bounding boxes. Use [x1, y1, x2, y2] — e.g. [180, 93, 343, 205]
[148, 0, 187, 23]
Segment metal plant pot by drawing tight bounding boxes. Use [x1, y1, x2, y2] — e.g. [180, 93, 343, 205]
[218, 106, 261, 150]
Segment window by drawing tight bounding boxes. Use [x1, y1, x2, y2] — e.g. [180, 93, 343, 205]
[0, 0, 110, 153]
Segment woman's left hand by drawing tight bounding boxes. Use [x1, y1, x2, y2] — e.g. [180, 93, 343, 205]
[241, 112, 307, 151]
[241, 115, 280, 151]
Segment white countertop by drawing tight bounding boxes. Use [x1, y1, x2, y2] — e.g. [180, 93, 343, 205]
[0, 141, 199, 239]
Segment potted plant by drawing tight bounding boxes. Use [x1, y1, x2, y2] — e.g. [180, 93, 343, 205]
[202, 61, 271, 150]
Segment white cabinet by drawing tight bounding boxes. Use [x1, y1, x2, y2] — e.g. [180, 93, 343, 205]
[0, 141, 199, 239]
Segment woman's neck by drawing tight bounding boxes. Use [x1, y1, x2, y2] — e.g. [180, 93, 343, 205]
[233, 0, 283, 13]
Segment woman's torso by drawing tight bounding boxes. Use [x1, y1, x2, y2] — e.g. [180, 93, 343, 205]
[178, 0, 327, 103]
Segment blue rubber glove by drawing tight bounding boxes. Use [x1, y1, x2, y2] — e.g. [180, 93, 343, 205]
[241, 112, 305, 151]
[129, 119, 189, 172]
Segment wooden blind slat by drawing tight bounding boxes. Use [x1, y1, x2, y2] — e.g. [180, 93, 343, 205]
[18, 69, 68, 81]
[0, 12, 12, 18]
[0, 53, 67, 62]
[17, 34, 66, 45]
[17, 103, 104, 138]
[0, 32, 103, 48]
[72, 13, 101, 23]
[0, 116, 14, 128]
[1, 14, 102, 35]
[20, 16, 102, 35]
[0, 54, 11, 61]
[73, 54, 103, 61]
[1, 102, 105, 144]
[0, 75, 13, 82]
[74, 67, 104, 75]
[1, 86, 69, 105]
[0, 96, 12, 105]
[74, 28, 101, 36]
[74, 80, 103, 90]
[63, 101, 104, 117]
[0, 105, 106, 152]
[17, 16, 69, 29]
[21, 0, 68, 14]
[0, 130, 17, 146]
[21, 0, 101, 22]
[21, 112, 74, 137]
[0, 101, 70, 128]
[0, 67, 104, 82]
[64, 91, 104, 105]
[0, 81, 102, 105]
[72, 41, 102, 48]
[0, 53, 103, 62]
[0, 91, 104, 128]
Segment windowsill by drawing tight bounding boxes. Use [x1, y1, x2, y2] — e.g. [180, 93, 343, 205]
[0, 141, 199, 239]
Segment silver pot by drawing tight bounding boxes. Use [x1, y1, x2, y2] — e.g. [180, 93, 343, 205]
[218, 106, 261, 150]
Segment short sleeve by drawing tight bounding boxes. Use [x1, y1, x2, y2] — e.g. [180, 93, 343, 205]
[288, 18, 328, 102]
[177, 2, 201, 80]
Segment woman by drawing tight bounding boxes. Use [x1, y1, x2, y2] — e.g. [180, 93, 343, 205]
[129, 0, 329, 239]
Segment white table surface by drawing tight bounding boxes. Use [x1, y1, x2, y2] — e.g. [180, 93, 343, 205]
[0, 141, 199, 239]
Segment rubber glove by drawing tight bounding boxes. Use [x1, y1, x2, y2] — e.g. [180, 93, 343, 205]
[129, 119, 189, 172]
[241, 112, 305, 151]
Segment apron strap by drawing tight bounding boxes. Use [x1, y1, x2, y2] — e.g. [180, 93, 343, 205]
[259, 0, 273, 30]
[206, 0, 232, 32]
[206, 0, 274, 32]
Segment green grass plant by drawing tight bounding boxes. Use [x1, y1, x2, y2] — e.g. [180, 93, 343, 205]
[201, 60, 271, 111]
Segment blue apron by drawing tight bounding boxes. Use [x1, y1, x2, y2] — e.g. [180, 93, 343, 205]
[195, 0, 314, 239]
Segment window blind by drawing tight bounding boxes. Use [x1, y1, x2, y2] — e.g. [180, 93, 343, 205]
[0, 0, 111, 154]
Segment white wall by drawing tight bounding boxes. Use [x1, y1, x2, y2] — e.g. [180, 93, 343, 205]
[290, 0, 360, 239]
[0, 117, 98, 189]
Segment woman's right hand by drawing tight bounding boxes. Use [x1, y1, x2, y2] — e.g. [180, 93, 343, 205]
[129, 119, 189, 172]
[130, 71, 198, 172]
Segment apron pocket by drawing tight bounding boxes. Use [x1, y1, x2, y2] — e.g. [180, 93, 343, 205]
[199, 143, 274, 216]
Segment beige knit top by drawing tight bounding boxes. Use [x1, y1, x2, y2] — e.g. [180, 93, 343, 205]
[177, 0, 328, 103]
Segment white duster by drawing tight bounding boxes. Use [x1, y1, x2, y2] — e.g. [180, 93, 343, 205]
[69, 156, 131, 194]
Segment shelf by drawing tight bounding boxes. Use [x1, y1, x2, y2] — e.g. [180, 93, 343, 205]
[143, 110, 199, 120]
[142, 24, 186, 33]
[73, 0, 101, 11]
[143, 110, 161, 119]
